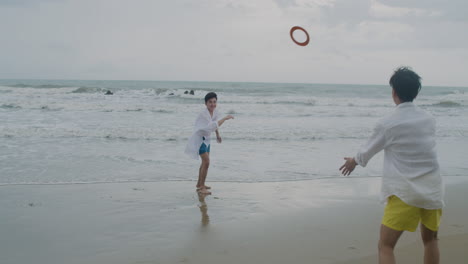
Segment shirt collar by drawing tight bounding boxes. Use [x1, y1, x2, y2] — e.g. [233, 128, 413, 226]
[205, 107, 216, 117]
[397, 102, 415, 108]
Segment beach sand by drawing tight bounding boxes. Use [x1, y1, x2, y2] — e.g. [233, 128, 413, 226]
[1, 176, 467, 264]
[337, 233, 468, 264]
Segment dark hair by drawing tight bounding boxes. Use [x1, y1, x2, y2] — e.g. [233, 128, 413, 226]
[389, 67, 422, 102]
[204, 92, 217, 103]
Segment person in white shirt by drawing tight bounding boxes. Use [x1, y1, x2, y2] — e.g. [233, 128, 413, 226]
[340, 67, 444, 264]
[185, 92, 234, 195]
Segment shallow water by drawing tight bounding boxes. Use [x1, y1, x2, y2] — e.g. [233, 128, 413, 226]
[1, 79, 467, 185]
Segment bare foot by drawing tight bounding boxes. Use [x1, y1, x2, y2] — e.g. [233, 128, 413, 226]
[197, 188, 211, 195]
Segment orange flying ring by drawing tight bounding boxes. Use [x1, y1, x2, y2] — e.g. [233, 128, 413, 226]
[290, 26, 310, 46]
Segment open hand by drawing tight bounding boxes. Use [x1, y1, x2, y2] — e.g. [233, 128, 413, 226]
[217, 136, 222, 143]
[339, 157, 357, 176]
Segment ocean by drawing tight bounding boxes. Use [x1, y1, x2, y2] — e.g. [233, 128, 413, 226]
[1, 79, 467, 185]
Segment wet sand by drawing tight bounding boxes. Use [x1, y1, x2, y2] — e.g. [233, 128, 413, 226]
[1, 176, 467, 264]
[337, 233, 468, 264]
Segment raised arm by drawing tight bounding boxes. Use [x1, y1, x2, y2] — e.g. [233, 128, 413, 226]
[215, 115, 233, 143]
[215, 129, 221, 143]
[196, 114, 234, 136]
[217, 115, 234, 127]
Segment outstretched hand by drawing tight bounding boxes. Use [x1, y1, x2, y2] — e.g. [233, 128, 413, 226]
[339, 157, 357, 176]
[218, 115, 234, 127]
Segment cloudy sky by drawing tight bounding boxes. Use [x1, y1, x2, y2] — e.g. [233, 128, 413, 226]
[0, 0, 467, 86]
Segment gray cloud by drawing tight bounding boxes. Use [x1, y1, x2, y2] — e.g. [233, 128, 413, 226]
[273, 0, 297, 8]
[320, 0, 373, 26]
[0, 0, 466, 86]
[379, 0, 468, 21]
[0, 0, 60, 6]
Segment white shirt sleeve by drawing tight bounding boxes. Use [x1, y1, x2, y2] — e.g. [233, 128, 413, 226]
[195, 111, 219, 136]
[355, 123, 387, 167]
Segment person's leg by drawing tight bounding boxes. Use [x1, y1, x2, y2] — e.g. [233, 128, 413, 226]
[200, 152, 210, 187]
[378, 224, 404, 264]
[196, 143, 208, 188]
[202, 149, 211, 189]
[201, 145, 211, 189]
[420, 223, 439, 264]
[197, 152, 210, 194]
[197, 163, 203, 188]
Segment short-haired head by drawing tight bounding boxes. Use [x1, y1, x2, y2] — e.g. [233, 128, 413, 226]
[389, 67, 422, 102]
[204, 92, 217, 103]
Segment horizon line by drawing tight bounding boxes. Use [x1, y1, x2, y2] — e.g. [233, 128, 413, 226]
[0, 78, 467, 88]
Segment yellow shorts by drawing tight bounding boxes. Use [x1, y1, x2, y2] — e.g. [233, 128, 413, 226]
[382, 195, 442, 232]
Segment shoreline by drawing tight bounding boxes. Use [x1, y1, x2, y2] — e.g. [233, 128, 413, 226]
[1, 176, 467, 264]
[1, 173, 466, 186]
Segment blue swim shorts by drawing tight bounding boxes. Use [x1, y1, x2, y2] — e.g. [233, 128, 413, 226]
[199, 142, 210, 155]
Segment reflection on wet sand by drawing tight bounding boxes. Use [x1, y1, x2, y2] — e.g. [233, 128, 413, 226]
[197, 192, 210, 227]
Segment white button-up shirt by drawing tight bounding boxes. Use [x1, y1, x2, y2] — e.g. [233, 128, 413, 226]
[355, 102, 444, 209]
[185, 108, 220, 160]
